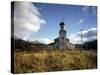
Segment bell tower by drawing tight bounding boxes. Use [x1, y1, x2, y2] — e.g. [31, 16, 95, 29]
[59, 20, 66, 37]
[59, 20, 67, 50]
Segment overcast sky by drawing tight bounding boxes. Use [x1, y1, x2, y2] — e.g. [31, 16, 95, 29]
[12, 1, 97, 44]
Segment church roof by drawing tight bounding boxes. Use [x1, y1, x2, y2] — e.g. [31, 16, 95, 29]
[60, 19, 65, 25]
[60, 22, 65, 25]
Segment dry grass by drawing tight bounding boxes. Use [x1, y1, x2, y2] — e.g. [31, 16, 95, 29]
[14, 49, 97, 73]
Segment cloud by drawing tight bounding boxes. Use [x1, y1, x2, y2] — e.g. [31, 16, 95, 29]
[70, 28, 97, 44]
[82, 6, 89, 12]
[82, 6, 97, 15]
[76, 19, 84, 25]
[80, 28, 97, 38]
[13, 2, 46, 40]
[30, 38, 52, 44]
[39, 38, 53, 44]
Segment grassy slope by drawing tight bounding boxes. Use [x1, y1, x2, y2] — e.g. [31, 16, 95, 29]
[14, 50, 97, 73]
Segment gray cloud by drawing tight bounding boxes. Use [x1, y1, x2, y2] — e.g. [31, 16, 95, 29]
[76, 28, 97, 38]
[70, 28, 97, 44]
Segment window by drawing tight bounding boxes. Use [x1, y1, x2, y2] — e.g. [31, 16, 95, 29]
[62, 37, 64, 40]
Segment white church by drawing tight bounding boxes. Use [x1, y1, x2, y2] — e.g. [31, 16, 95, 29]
[49, 20, 75, 50]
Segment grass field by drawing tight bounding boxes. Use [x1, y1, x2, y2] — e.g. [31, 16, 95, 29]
[14, 49, 97, 73]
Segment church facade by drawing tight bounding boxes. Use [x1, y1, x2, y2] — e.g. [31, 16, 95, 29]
[49, 20, 75, 50]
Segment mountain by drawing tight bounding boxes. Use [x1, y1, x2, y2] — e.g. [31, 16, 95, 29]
[75, 39, 97, 50]
[83, 39, 97, 50]
[30, 41, 44, 44]
[11, 36, 49, 51]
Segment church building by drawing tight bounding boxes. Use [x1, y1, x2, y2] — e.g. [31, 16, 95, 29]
[49, 20, 75, 50]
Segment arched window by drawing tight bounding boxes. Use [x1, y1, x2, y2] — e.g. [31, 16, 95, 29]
[62, 37, 64, 40]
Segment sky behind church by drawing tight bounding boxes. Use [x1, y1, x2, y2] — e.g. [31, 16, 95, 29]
[13, 2, 97, 44]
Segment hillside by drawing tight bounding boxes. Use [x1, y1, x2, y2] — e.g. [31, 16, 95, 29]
[75, 40, 97, 50]
[12, 36, 97, 51]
